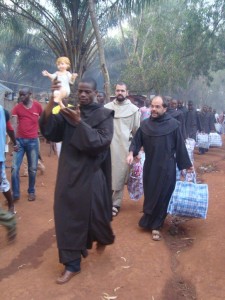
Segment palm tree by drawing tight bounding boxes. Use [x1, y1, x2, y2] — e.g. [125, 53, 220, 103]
[88, 0, 111, 98]
[0, 21, 54, 92]
[0, 0, 153, 93]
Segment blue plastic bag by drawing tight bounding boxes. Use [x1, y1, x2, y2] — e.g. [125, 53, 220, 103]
[167, 175, 208, 219]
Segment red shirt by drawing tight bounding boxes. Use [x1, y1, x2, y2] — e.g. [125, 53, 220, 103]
[11, 101, 43, 138]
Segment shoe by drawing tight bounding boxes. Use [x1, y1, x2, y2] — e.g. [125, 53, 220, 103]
[28, 193, 36, 201]
[56, 270, 80, 284]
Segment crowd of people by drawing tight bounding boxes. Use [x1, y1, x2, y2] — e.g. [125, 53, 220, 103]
[1, 77, 224, 284]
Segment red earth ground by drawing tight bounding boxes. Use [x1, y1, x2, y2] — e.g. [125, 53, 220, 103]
[0, 136, 225, 300]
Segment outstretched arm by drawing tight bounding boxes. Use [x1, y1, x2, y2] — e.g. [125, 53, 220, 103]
[42, 70, 56, 81]
[70, 72, 78, 84]
[41, 78, 61, 122]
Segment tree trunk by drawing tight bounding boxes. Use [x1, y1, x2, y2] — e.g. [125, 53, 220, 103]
[88, 0, 111, 101]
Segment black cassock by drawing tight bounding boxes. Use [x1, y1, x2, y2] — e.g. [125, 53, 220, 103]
[198, 111, 215, 133]
[129, 113, 192, 230]
[167, 107, 187, 140]
[185, 109, 200, 140]
[39, 103, 115, 263]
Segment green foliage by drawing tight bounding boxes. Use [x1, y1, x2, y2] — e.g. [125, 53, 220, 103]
[112, 0, 225, 95]
[0, 19, 54, 92]
[0, 0, 153, 78]
[1, 0, 225, 97]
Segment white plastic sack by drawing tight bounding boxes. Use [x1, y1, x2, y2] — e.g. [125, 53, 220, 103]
[209, 132, 222, 147]
[215, 123, 222, 134]
[196, 133, 209, 149]
[186, 138, 196, 162]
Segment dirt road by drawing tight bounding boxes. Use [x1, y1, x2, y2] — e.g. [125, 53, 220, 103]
[0, 137, 225, 300]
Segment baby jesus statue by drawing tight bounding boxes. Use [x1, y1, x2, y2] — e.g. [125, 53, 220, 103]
[42, 56, 78, 108]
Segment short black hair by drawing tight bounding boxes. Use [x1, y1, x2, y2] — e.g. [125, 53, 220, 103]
[80, 77, 97, 90]
[152, 95, 168, 108]
[19, 88, 31, 95]
[97, 91, 106, 97]
[115, 82, 128, 90]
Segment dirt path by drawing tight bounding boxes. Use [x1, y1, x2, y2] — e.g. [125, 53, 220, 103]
[0, 137, 225, 300]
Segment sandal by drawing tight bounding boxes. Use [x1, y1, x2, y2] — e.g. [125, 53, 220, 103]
[112, 206, 120, 217]
[152, 230, 161, 241]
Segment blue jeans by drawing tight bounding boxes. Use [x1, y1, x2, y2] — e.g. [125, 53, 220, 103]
[11, 138, 39, 199]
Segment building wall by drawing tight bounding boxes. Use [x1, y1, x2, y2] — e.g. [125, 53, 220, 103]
[1, 99, 16, 112]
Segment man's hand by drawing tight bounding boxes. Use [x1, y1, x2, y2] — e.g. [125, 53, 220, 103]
[126, 152, 134, 165]
[186, 166, 194, 173]
[60, 106, 81, 124]
[51, 77, 61, 97]
[42, 77, 61, 121]
[13, 143, 19, 152]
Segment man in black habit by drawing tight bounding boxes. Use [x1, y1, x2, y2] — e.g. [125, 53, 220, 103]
[127, 96, 193, 241]
[167, 98, 187, 140]
[185, 101, 200, 140]
[39, 78, 115, 284]
[198, 105, 216, 155]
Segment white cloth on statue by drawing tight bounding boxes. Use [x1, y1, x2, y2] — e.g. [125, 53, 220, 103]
[52, 71, 73, 96]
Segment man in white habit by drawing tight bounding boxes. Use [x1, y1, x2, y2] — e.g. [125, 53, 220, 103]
[105, 82, 140, 216]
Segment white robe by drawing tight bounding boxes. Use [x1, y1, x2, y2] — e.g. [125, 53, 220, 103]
[105, 99, 140, 190]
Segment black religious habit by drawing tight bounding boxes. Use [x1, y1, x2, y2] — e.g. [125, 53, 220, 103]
[185, 109, 200, 140]
[39, 103, 115, 262]
[129, 113, 192, 230]
[167, 107, 187, 140]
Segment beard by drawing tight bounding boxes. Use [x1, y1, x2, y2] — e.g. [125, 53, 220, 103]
[116, 95, 126, 102]
[21, 98, 30, 105]
[151, 111, 164, 118]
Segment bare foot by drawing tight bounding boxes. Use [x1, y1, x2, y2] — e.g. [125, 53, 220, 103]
[96, 242, 106, 254]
